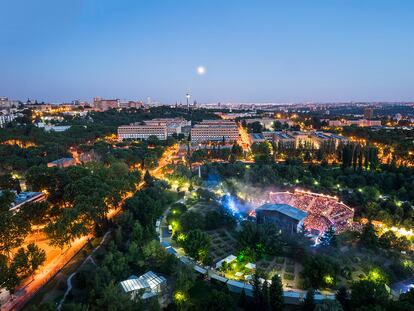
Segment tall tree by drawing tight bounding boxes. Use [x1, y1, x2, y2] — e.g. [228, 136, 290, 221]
[173, 264, 196, 293]
[270, 274, 284, 311]
[144, 170, 154, 187]
[230, 143, 243, 161]
[359, 222, 379, 249]
[262, 280, 271, 311]
[314, 300, 343, 311]
[182, 229, 210, 262]
[319, 226, 337, 248]
[11, 247, 29, 278]
[252, 270, 265, 310]
[238, 288, 248, 309]
[336, 286, 350, 311]
[0, 191, 30, 259]
[26, 243, 46, 273]
[350, 280, 389, 310]
[302, 288, 315, 311]
[94, 282, 147, 311]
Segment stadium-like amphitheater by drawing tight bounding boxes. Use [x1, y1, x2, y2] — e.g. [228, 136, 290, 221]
[267, 190, 354, 235]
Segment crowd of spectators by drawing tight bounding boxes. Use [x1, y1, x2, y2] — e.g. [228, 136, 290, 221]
[267, 190, 354, 235]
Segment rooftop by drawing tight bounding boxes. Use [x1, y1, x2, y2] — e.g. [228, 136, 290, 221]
[256, 203, 308, 221]
[120, 271, 166, 294]
[250, 133, 265, 140]
[49, 157, 74, 165]
[13, 191, 44, 205]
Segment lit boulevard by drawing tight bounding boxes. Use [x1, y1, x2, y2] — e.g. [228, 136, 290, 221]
[0, 144, 179, 311]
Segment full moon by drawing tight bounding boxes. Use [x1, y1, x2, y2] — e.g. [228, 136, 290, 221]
[197, 66, 206, 75]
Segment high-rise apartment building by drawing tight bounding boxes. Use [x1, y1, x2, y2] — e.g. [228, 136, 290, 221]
[117, 118, 188, 141]
[93, 97, 120, 111]
[364, 107, 375, 119]
[190, 120, 239, 143]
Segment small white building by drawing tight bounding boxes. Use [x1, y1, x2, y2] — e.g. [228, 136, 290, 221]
[120, 271, 166, 300]
[36, 122, 72, 132]
[5, 191, 46, 212]
[215, 254, 237, 269]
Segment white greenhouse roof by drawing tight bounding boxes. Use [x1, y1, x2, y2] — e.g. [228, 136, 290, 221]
[215, 254, 237, 269]
[120, 271, 166, 293]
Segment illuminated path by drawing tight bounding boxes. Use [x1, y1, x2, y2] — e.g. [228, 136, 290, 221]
[159, 201, 335, 304]
[57, 230, 112, 311]
[1, 235, 91, 311]
[1, 144, 179, 311]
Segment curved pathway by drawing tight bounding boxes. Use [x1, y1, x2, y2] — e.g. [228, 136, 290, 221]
[57, 230, 111, 311]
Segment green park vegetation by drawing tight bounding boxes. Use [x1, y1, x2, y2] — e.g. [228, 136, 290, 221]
[166, 144, 414, 310]
[163, 177, 413, 307]
[0, 108, 186, 294]
[0, 106, 217, 172]
[1, 108, 414, 310]
[0, 191, 47, 292]
[202, 158, 414, 228]
[341, 126, 414, 166]
[29, 182, 181, 310]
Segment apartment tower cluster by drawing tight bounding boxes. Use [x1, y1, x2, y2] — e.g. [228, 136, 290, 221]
[117, 118, 190, 141]
[190, 120, 239, 143]
[117, 119, 240, 143]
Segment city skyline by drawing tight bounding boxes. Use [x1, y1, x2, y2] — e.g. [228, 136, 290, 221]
[1, 1, 414, 103]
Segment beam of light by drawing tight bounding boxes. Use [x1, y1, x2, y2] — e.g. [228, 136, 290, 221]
[220, 193, 244, 219]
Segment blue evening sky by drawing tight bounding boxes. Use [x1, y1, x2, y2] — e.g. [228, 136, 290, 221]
[0, 0, 413, 103]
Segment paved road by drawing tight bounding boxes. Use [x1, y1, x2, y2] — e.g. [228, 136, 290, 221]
[1, 235, 90, 311]
[1, 144, 180, 311]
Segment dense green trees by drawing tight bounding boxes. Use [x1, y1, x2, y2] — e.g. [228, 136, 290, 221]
[177, 207, 235, 233]
[350, 280, 389, 310]
[359, 222, 411, 253]
[0, 191, 47, 292]
[251, 142, 273, 163]
[0, 106, 205, 172]
[314, 300, 343, 311]
[28, 162, 140, 248]
[189, 146, 233, 163]
[0, 173, 21, 191]
[0, 191, 31, 258]
[341, 127, 414, 166]
[199, 289, 236, 311]
[250, 270, 272, 311]
[301, 255, 339, 289]
[11, 243, 46, 278]
[336, 287, 350, 311]
[272, 120, 289, 131]
[319, 226, 337, 248]
[302, 288, 315, 311]
[269, 274, 284, 311]
[341, 144, 379, 171]
[182, 229, 211, 263]
[230, 143, 244, 161]
[173, 263, 196, 294]
[202, 160, 414, 228]
[93, 282, 153, 311]
[238, 221, 283, 258]
[246, 121, 264, 133]
[53, 183, 179, 309]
